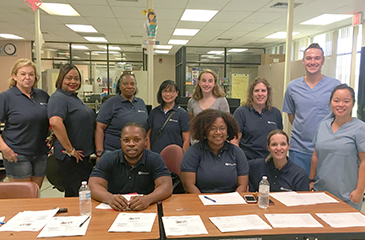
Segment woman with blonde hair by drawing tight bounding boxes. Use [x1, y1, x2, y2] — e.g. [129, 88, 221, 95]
[0, 59, 49, 188]
[248, 129, 309, 192]
[187, 69, 229, 120]
[232, 77, 283, 160]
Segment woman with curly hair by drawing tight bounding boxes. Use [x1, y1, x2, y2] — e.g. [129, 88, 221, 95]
[232, 77, 283, 160]
[180, 109, 249, 193]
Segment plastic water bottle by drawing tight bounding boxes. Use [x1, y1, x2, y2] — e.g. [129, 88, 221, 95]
[79, 181, 92, 216]
[258, 176, 270, 209]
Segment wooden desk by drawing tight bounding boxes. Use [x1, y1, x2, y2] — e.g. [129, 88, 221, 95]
[0, 197, 159, 240]
[161, 193, 365, 239]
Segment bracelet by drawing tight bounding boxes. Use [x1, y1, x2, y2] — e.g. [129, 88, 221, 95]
[309, 178, 316, 183]
[64, 148, 75, 157]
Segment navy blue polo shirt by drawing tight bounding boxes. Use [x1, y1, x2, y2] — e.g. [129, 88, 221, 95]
[148, 104, 190, 153]
[97, 95, 148, 151]
[233, 106, 283, 160]
[90, 149, 171, 195]
[48, 88, 96, 160]
[181, 141, 249, 193]
[248, 158, 309, 192]
[0, 87, 49, 156]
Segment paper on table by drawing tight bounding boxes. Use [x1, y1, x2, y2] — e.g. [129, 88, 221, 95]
[0, 216, 4, 222]
[270, 192, 339, 206]
[316, 212, 365, 228]
[108, 213, 156, 232]
[37, 216, 91, 238]
[199, 192, 246, 205]
[95, 194, 143, 210]
[162, 215, 208, 236]
[265, 214, 323, 228]
[0, 209, 59, 232]
[209, 214, 272, 232]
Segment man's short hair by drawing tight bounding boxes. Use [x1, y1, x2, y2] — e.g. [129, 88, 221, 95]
[304, 43, 324, 57]
[121, 122, 146, 138]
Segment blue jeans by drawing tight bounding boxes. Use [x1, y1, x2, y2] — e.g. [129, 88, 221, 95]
[288, 150, 312, 175]
[3, 154, 47, 179]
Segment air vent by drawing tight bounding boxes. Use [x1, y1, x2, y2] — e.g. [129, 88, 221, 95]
[217, 38, 232, 41]
[116, 0, 138, 2]
[130, 35, 143, 38]
[270, 2, 302, 9]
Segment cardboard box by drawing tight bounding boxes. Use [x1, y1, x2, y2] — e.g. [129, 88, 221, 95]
[261, 54, 285, 65]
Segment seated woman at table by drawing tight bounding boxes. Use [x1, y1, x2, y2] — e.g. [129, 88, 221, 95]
[249, 129, 309, 192]
[180, 109, 249, 193]
[310, 84, 365, 211]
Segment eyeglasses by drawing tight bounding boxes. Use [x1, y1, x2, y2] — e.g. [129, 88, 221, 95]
[121, 81, 136, 86]
[162, 89, 176, 93]
[209, 126, 227, 133]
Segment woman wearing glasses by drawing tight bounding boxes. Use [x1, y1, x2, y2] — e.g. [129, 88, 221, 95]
[95, 71, 148, 160]
[181, 109, 249, 193]
[147, 80, 190, 153]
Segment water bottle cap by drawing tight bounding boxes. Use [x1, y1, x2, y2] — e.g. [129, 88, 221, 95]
[262, 176, 267, 180]
[81, 181, 87, 185]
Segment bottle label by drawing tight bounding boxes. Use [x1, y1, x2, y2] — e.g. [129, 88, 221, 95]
[79, 191, 91, 200]
[259, 185, 269, 193]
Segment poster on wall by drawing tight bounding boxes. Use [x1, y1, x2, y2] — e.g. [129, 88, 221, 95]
[231, 74, 249, 102]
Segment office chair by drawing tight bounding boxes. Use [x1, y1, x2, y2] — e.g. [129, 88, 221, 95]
[160, 144, 185, 193]
[0, 181, 39, 199]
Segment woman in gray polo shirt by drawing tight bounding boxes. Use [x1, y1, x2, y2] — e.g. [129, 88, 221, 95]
[48, 64, 96, 197]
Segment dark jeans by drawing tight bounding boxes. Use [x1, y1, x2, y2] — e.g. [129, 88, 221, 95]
[56, 155, 93, 197]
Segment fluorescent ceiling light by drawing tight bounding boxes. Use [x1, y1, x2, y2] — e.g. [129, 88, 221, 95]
[228, 48, 248, 52]
[40, 3, 80, 16]
[156, 45, 173, 49]
[72, 45, 89, 50]
[73, 56, 81, 59]
[97, 45, 121, 50]
[168, 39, 189, 45]
[94, 51, 119, 54]
[173, 29, 199, 36]
[84, 37, 108, 42]
[155, 50, 169, 54]
[265, 32, 299, 39]
[300, 14, 352, 25]
[66, 24, 97, 33]
[208, 51, 224, 54]
[0, 34, 24, 39]
[85, 52, 100, 56]
[181, 9, 218, 22]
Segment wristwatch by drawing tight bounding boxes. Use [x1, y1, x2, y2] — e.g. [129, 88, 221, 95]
[96, 150, 104, 157]
[309, 178, 316, 183]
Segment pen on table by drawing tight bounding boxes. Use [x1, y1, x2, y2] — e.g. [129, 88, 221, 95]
[204, 196, 216, 203]
[79, 216, 90, 227]
[280, 187, 292, 192]
[0, 221, 5, 225]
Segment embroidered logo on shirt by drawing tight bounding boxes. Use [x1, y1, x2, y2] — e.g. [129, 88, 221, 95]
[225, 163, 236, 166]
[138, 171, 150, 175]
[169, 119, 178, 123]
[267, 121, 277, 125]
[138, 110, 146, 113]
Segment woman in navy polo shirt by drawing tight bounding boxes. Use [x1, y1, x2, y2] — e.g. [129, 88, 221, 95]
[147, 80, 190, 153]
[0, 59, 49, 188]
[232, 77, 283, 160]
[181, 109, 249, 193]
[48, 64, 96, 197]
[248, 129, 309, 192]
[95, 71, 148, 158]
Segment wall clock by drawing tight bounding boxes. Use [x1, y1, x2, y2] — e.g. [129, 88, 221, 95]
[4, 43, 16, 55]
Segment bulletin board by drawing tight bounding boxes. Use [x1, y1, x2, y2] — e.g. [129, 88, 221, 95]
[231, 74, 249, 102]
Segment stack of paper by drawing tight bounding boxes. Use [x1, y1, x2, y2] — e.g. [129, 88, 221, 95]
[316, 212, 365, 228]
[0, 209, 59, 232]
[162, 215, 208, 236]
[198, 192, 247, 205]
[270, 192, 338, 206]
[209, 214, 272, 232]
[265, 214, 323, 228]
[108, 213, 156, 232]
[38, 216, 91, 238]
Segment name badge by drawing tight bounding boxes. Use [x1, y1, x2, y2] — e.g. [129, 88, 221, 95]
[138, 171, 149, 175]
[225, 163, 236, 166]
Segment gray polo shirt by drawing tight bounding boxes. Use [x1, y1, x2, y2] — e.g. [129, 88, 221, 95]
[48, 88, 96, 160]
[0, 86, 49, 156]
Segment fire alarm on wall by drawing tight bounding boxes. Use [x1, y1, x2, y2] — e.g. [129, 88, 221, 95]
[159, 58, 162, 63]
